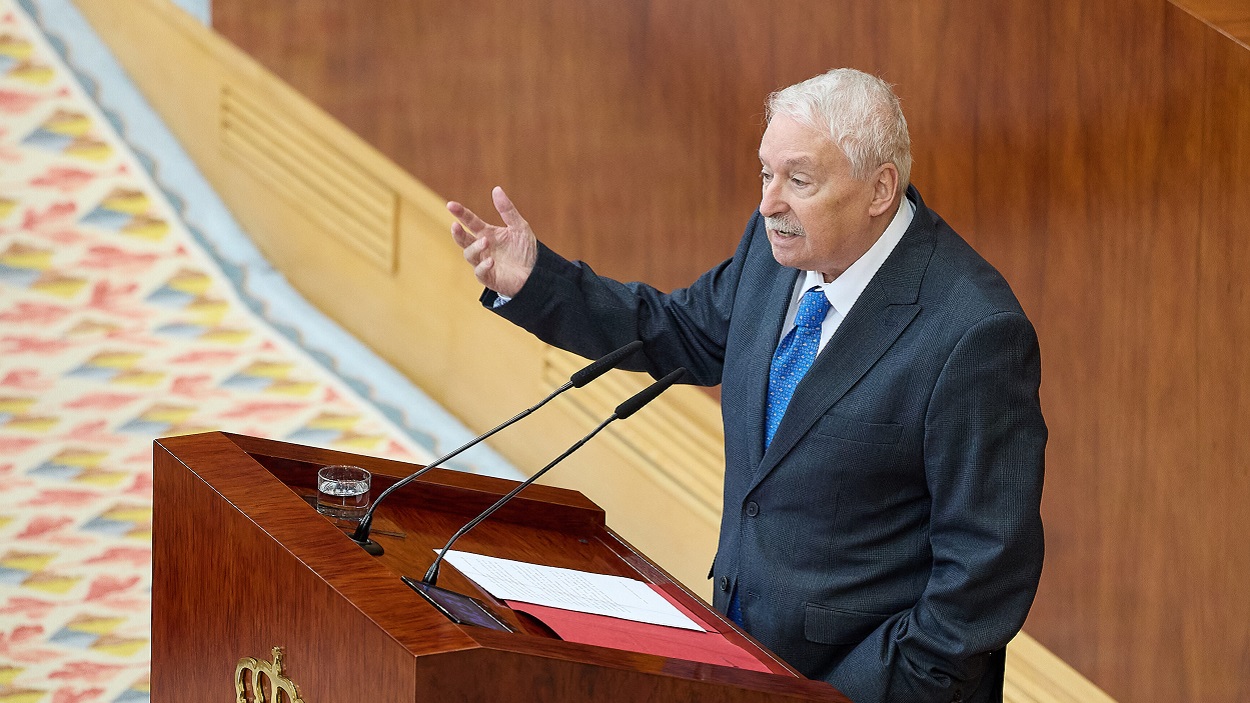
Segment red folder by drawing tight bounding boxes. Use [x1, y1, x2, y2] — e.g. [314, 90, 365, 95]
[506, 584, 773, 673]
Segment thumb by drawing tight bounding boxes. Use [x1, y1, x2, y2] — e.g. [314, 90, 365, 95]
[492, 186, 528, 231]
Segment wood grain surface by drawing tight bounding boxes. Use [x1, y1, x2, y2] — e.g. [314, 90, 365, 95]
[208, 2, 1250, 701]
[1171, 0, 1250, 48]
[152, 432, 847, 702]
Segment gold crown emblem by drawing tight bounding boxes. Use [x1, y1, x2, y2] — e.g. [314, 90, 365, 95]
[235, 646, 306, 703]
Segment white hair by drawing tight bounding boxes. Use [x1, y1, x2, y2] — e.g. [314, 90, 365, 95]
[766, 68, 912, 188]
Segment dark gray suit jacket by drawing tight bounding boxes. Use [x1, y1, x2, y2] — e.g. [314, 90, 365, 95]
[485, 186, 1045, 703]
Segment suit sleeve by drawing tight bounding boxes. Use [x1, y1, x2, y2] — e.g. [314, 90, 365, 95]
[829, 311, 1046, 703]
[483, 213, 763, 386]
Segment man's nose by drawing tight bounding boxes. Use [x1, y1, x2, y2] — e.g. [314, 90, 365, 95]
[760, 180, 787, 217]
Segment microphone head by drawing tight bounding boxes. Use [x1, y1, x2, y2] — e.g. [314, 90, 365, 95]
[570, 340, 644, 388]
[615, 367, 687, 419]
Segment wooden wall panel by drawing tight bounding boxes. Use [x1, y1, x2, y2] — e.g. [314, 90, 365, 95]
[1195, 25, 1250, 703]
[207, 1, 1250, 701]
[212, 0, 762, 292]
[1171, 0, 1250, 47]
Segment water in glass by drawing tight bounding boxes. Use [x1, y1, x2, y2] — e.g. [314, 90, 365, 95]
[316, 465, 371, 522]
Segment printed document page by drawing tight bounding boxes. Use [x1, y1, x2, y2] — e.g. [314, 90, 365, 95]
[441, 550, 705, 631]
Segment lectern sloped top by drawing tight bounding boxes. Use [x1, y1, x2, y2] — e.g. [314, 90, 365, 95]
[152, 432, 847, 702]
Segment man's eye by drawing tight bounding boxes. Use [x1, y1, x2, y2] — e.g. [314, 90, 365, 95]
[760, 171, 773, 182]
[792, 178, 809, 187]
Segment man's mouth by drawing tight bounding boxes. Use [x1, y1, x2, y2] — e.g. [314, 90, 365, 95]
[768, 226, 805, 240]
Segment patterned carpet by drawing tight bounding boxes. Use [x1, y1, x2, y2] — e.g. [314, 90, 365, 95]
[0, 2, 470, 700]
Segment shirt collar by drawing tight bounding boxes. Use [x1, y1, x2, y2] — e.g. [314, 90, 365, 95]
[802, 194, 915, 317]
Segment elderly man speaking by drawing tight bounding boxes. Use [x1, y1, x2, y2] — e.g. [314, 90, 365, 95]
[448, 68, 1045, 703]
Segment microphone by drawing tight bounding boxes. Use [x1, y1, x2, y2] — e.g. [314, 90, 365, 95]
[349, 340, 644, 555]
[422, 366, 687, 586]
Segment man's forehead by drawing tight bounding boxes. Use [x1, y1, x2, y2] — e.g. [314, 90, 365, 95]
[759, 114, 841, 163]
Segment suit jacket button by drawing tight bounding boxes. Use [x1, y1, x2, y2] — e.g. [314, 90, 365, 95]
[719, 576, 729, 592]
[745, 501, 759, 517]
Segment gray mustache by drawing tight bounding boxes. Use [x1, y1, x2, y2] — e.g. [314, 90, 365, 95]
[764, 215, 805, 236]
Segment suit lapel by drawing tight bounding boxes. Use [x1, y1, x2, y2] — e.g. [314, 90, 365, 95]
[739, 265, 800, 471]
[749, 189, 937, 490]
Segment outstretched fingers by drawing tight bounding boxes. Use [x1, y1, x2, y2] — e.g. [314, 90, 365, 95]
[447, 187, 537, 298]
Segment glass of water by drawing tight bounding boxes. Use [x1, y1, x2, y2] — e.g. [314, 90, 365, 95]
[316, 465, 371, 523]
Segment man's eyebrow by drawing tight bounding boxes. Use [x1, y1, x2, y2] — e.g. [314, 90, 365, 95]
[759, 155, 816, 169]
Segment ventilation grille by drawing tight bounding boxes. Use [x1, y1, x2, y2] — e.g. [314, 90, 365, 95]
[543, 347, 724, 522]
[220, 85, 397, 272]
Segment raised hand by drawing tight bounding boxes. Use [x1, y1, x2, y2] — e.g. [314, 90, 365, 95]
[447, 186, 539, 298]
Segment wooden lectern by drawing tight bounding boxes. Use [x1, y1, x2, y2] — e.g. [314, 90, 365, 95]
[152, 432, 848, 702]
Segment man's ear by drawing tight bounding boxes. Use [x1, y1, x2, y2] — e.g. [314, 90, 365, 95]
[868, 163, 900, 218]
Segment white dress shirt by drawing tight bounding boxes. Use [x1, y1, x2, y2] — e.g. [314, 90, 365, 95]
[777, 195, 916, 353]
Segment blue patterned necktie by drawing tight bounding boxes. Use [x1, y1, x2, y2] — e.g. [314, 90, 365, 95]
[764, 287, 830, 448]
